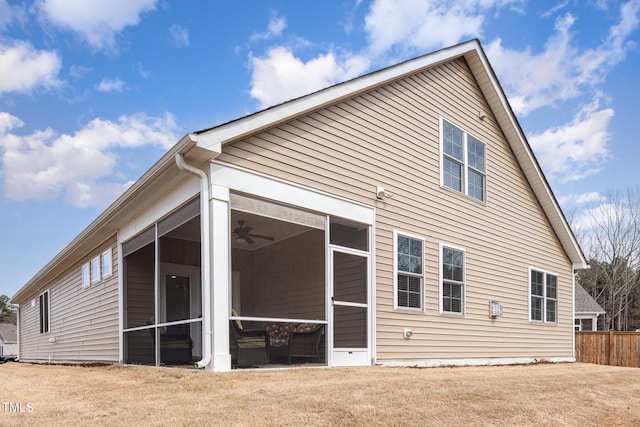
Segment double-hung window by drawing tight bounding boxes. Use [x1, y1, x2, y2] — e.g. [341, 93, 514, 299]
[102, 249, 113, 278]
[91, 256, 100, 284]
[39, 290, 49, 334]
[441, 119, 486, 202]
[441, 245, 465, 314]
[530, 269, 558, 323]
[394, 232, 424, 310]
[81, 263, 90, 287]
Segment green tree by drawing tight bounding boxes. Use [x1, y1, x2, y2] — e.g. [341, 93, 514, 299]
[0, 294, 17, 324]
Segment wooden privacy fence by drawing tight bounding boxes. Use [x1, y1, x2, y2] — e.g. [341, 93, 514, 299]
[575, 331, 640, 368]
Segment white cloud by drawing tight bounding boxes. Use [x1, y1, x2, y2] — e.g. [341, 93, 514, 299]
[364, 0, 523, 56]
[558, 191, 605, 206]
[97, 77, 125, 93]
[169, 24, 189, 46]
[135, 62, 151, 78]
[0, 41, 62, 94]
[0, 112, 179, 207]
[69, 64, 92, 79]
[572, 203, 614, 235]
[487, 1, 640, 115]
[36, 0, 158, 50]
[541, 1, 569, 18]
[0, 112, 24, 133]
[248, 0, 524, 109]
[0, 0, 26, 30]
[365, 0, 481, 56]
[251, 14, 287, 41]
[250, 47, 370, 109]
[528, 97, 613, 183]
[575, 192, 605, 204]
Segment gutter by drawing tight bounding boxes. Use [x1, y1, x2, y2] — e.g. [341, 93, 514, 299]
[175, 151, 213, 369]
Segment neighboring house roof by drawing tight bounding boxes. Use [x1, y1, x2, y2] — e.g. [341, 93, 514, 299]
[11, 38, 588, 305]
[575, 283, 606, 315]
[0, 323, 17, 344]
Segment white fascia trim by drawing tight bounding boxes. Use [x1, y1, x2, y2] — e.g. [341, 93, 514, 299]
[195, 41, 479, 151]
[379, 357, 575, 368]
[575, 312, 605, 317]
[210, 162, 375, 225]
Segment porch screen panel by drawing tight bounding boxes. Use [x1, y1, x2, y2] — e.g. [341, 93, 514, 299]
[235, 228, 326, 320]
[330, 218, 368, 251]
[124, 242, 155, 329]
[124, 329, 155, 366]
[333, 252, 367, 304]
[333, 305, 367, 348]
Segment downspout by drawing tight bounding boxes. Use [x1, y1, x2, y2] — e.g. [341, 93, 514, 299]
[16, 305, 20, 361]
[175, 152, 212, 369]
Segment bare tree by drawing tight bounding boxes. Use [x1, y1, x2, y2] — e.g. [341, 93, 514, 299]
[575, 188, 640, 331]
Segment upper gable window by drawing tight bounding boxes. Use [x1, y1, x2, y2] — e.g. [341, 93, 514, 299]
[441, 119, 486, 202]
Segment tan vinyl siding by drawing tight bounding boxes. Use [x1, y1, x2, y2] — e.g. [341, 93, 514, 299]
[18, 237, 119, 363]
[217, 57, 574, 362]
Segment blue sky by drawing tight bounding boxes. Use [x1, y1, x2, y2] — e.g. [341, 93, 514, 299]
[1, 0, 639, 298]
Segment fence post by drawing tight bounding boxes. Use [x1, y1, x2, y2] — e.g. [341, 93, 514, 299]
[608, 331, 616, 366]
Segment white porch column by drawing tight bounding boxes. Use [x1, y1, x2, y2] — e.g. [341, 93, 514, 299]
[209, 184, 231, 371]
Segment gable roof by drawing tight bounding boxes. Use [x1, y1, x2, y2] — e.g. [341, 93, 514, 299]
[193, 38, 587, 270]
[0, 323, 17, 344]
[575, 283, 606, 315]
[11, 39, 587, 305]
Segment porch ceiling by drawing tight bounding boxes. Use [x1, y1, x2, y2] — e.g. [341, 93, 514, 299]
[230, 210, 312, 251]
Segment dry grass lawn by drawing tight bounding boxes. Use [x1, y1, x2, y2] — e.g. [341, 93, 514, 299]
[1, 362, 640, 426]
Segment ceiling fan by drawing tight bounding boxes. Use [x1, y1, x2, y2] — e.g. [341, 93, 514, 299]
[232, 220, 275, 244]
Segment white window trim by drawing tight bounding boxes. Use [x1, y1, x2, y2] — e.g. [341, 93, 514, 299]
[439, 243, 466, 316]
[91, 256, 101, 284]
[82, 263, 90, 287]
[39, 289, 50, 334]
[528, 267, 558, 324]
[102, 248, 113, 278]
[439, 116, 487, 203]
[393, 230, 425, 312]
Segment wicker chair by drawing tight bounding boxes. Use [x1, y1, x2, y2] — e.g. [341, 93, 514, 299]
[267, 323, 324, 364]
[229, 320, 270, 368]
